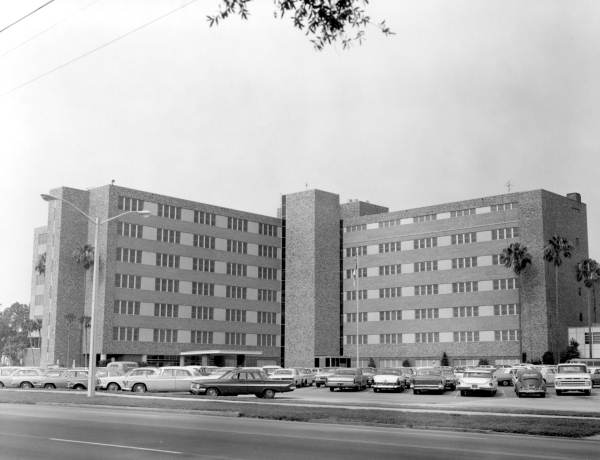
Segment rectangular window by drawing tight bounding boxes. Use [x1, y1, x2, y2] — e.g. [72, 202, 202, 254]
[379, 241, 402, 253]
[157, 204, 181, 220]
[452, 257, 477, 269]
[493, 303, 519, 316]
[257, 334, 277, 347]
[346, 312, 368, 323]
[155, 253, 180, 268]
[227, 216, 248, 232]
[113, 300, 141, 315]
[345, 246, 367, 257]
[117, 222, 143, 238]
[378, 264, 401, 276]
[192, 258, 215, 272]
[193, 234, 215, 249]
[495, 329, 520, 341]
[414, 260, 438, 272]
[194, 210, 216, 226]
[118, 196, 144, 212]
[378, 218, 403, 229]
[414, 237, 437, 249]
[258, 244, 277, 258]
[116, 248, 142, 264]
[492, 254, 502, 265]
[492, 227, 519, 241]
[379, 333, 402, 344]
[226, 262, 247, 277]
[346, 335, 367, 345]
[113, 327, 139, 342]
[379, 310, 402, 321]
[156, 228, 181, 244]
[346, 290, 367, 301]
[257, 288, 276, 302]
[450, 208, 476, 217]
[378, 287, 401, 298]
[415, 332, 439, 343]
[258, 267, 277, 280]
[153, 303, 179, 318]
[453, 331, 480, 343]
[257, 311, 277, 324]
[191, 306, 214, 320]
[490, 203, 516, 212]
[153, 328, 178, 343]
[413, 214, 436, 223]
[191, 330, 213, 344]
[225, 332, 246, 346]
[452, 281, 479, 293]
[453, 306, 480, 317]
[192, 282, 214, 296]
[451, 232, 477, 245]
[415, 284, 439, 296]
[114, 274, 141, 289]
[225, 309, 247, 322]
[345, 224, 367, 232]
[258, 223, 278, 236]
[415, 308, 439, 320]
[226, 285, 248, 299]
[154, 278, 179, 293]
[493, 278, 517, 290]
[348, 267, 368, 279]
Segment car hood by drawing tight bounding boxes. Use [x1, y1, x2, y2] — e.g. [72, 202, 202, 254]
[554, 373, 590, 379]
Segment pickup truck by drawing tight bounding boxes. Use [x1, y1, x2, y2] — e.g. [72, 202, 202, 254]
[554, 363, 592, 396]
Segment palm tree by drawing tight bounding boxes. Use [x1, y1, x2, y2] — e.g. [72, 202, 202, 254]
[72, 244, 94, 270]
[576, 258, 600, 359]
[543, 235, 573, 360]
[500, 242, 532, 362]
[64, 312, 77, 368]
[79, 315, 91, 366]
[34, 253, 46, 275]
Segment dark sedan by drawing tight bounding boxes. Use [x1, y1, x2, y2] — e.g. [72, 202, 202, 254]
[190, 369, 295, 399]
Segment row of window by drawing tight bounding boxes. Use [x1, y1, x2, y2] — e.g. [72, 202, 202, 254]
[112, 327, 279, 346]
[118, 196, 144, 212]
[344, 329, 520, 345]
[345, 304, 519, 322]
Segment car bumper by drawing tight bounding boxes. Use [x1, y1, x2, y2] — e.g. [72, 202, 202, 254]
[326, 382, 359, 388]
[457, 385, 496, 392]
[372, 383, 403, 390]
[414, 384, 445, 391]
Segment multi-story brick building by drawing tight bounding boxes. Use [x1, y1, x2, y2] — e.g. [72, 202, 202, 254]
[32, 185, 589, 368]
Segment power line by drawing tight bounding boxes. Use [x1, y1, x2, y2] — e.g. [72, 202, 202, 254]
[1, 0, 199, 98]
[0, 0, 58, 35]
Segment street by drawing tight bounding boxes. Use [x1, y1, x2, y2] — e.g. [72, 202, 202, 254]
[0, 403, 599, 459]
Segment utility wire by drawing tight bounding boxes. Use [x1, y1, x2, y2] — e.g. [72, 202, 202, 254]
[0, 0, 57, 34]
[0, 0, 199, 98]
[1, 0, 103, 59]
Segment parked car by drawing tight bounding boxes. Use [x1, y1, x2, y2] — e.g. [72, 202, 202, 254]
[262, 365, 282, 376]
[372, 369, 407, 393]
[314, 368, 337, 388]
[326, 368, 369, 391]
[589, 368, 600, 387]
[122, 366, 200, 392]
[36, 369, 92, 390]
[190, 368, 294, 398]
[297, 368, 315, 387]
[495, 367, 514, 386]
[0, 367, 20, 377]
[106, 361, 139, 376]
[268, 368, 303, 387]
[514, 370, 546, 398]
[360, 368, 377, 387]
[457, 369, 498, 396]
[440, 367, 457, 390]
[412, 368, 447, 394]
[540, 366, 557, 387]
[99, 367, 159, 391]
[0, 368, 45, 388]
[554, 363, 592, 396]
[453, 367, 466, 381]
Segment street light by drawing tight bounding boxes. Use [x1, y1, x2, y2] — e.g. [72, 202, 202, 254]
[41, 193, 151, 396]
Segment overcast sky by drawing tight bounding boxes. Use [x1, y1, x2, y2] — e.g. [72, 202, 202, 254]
[1, 0, 599, 308]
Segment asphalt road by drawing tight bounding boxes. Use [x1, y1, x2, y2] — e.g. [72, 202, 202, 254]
[1, 404, 599, 460]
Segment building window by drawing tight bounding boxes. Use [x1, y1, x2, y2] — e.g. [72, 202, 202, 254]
[415, 308, 439, 320]
[257, 288, 276, 302]
[226, 285, 247, 300]
[492, 227, 519, 240]
[346, 246, 367, 257]
[193, 234, 215, 249]
[450, 208, 476, 217]
[378, 218, 403, 229]
[225, 309, 247, 322]
[227, 262, 247, 277]
[194, 210, 216, 226]
[414, 237, 437, 249]
[347, 290, 368, 301]
[118, 196, 144, 212]
[117, 222, 143, 238]
[154, 303, 179, 318]
[257, 334, 277, 347]
[378, 264, 401, 276]
[156, 253, 180, 268]
[380, 333, 402, 344]
[225, 332, 246, 345]
[379, 241, 401, 253]
[346, 224, 366, 232]
[453, 306, 479, 317]
[414, 260, 438, 272]
[452, 257, 477, 269]
[225, 238, 246, 253]
[259, 223, 278, 236]
[227, 217, 248, 232]
[191, 330, 213, 344]
[116, 248, 142, 264]
[34, 294, 44, 305]
[415, 284, 438, 296]
[257, 311, 277, 324]
[493, 304, 519, 316]
[379, 310, 402, 321]
[192, 258, 215, 272]
[379, 287, 401, 298]
[154, 278, 179, 293]
[157, 204, 181, 220]
[493, 278, 517, 290]
[492, 254, 503, 265]
[258, 244, 277, 258]
[258, 267, 277, 280]
[348, 267, 368, 279]
[452, 281, 479, 293]
[414, 214, 436, 223]
[346, 335, 367, 345]
[113, 300, 140, 315]
[157, 228, 180, 244]
[113, 327, 139, 342]
[153, 328, 178, 343]
[451, 232, 477, 245]
[584, 332, 600, 344]
[37, 233, 48, 244]
[114, 274, 141, 289]
[346, 312, 368, 323]
[192, 282, 214, 296]
[191, 306, 214, 320]
[453, 331, 480, 343]
[415, 332, 439, 343]
[494, 330, 520, 341]
[490, 203, 516, 212]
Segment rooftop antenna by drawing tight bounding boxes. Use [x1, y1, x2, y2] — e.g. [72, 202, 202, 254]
[505, 180, 512, 193]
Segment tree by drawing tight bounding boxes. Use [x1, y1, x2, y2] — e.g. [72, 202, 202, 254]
[64, 312, 77, 368]
[72, 244, 94, 269]
[79, 315, 91, 367]
[402, 359, 411, 368]
[367, 357, 376, 368]
[440, 352, 449, 367]
[34, 253, 46, 275]
[542, 351, 554, 365]
[576, 258, 600, 359]
[500, 242, 532, 363]
[543, 235, 573, 361]
[561, 339, 580, 362]
[208, 0, 393, 50]
[0, 302, 31, 365]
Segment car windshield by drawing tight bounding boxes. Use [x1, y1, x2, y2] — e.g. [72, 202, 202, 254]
[377, 369, 401, 376]
[335, 369, 357, 376]
[273, 370, 293, 375]
[558, 365, 587, 373]
[463, 372, 492, 379]
[416, 368, 441, 376]
[521, 377, 541, 384]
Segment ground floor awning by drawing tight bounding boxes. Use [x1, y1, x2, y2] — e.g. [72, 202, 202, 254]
[180, 350, 263, 356]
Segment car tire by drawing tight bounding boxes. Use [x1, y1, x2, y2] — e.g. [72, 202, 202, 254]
[132, 383, 147, 393]
[329, 387, 335, 392]
[73, 384, 85, 391]
[584, 390, 591, 396]
[263, 389, 276, 399]
[20, 382, 33, 389]
[502, 380, 509, 386]
[316, 383, 321, 388]
[491, 390, 497, 396]
[0, 382, 4, 389]
[44, 383, 56, 390]
[206, 387, 220, 397]
[555, 390, 563, 396]
[107, 383, 121, 392]
[540, 393, 546, 398]
[450, 385, 456, 391]
[460, 390, 466, 396]
[413, 389, 420, 395]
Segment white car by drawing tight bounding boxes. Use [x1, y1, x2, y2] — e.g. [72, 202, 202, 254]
[457, 369, 498, 396]
[554, 363, 592, 396]
[0, 368, 45, 389]
[268, 368, 302, 387]
[122, 367, 200, 393]
[99, 367, 159, 391]
[372, 369, 407, 393]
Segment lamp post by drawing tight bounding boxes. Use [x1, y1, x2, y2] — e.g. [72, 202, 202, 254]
[41, 193, 150, 396]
